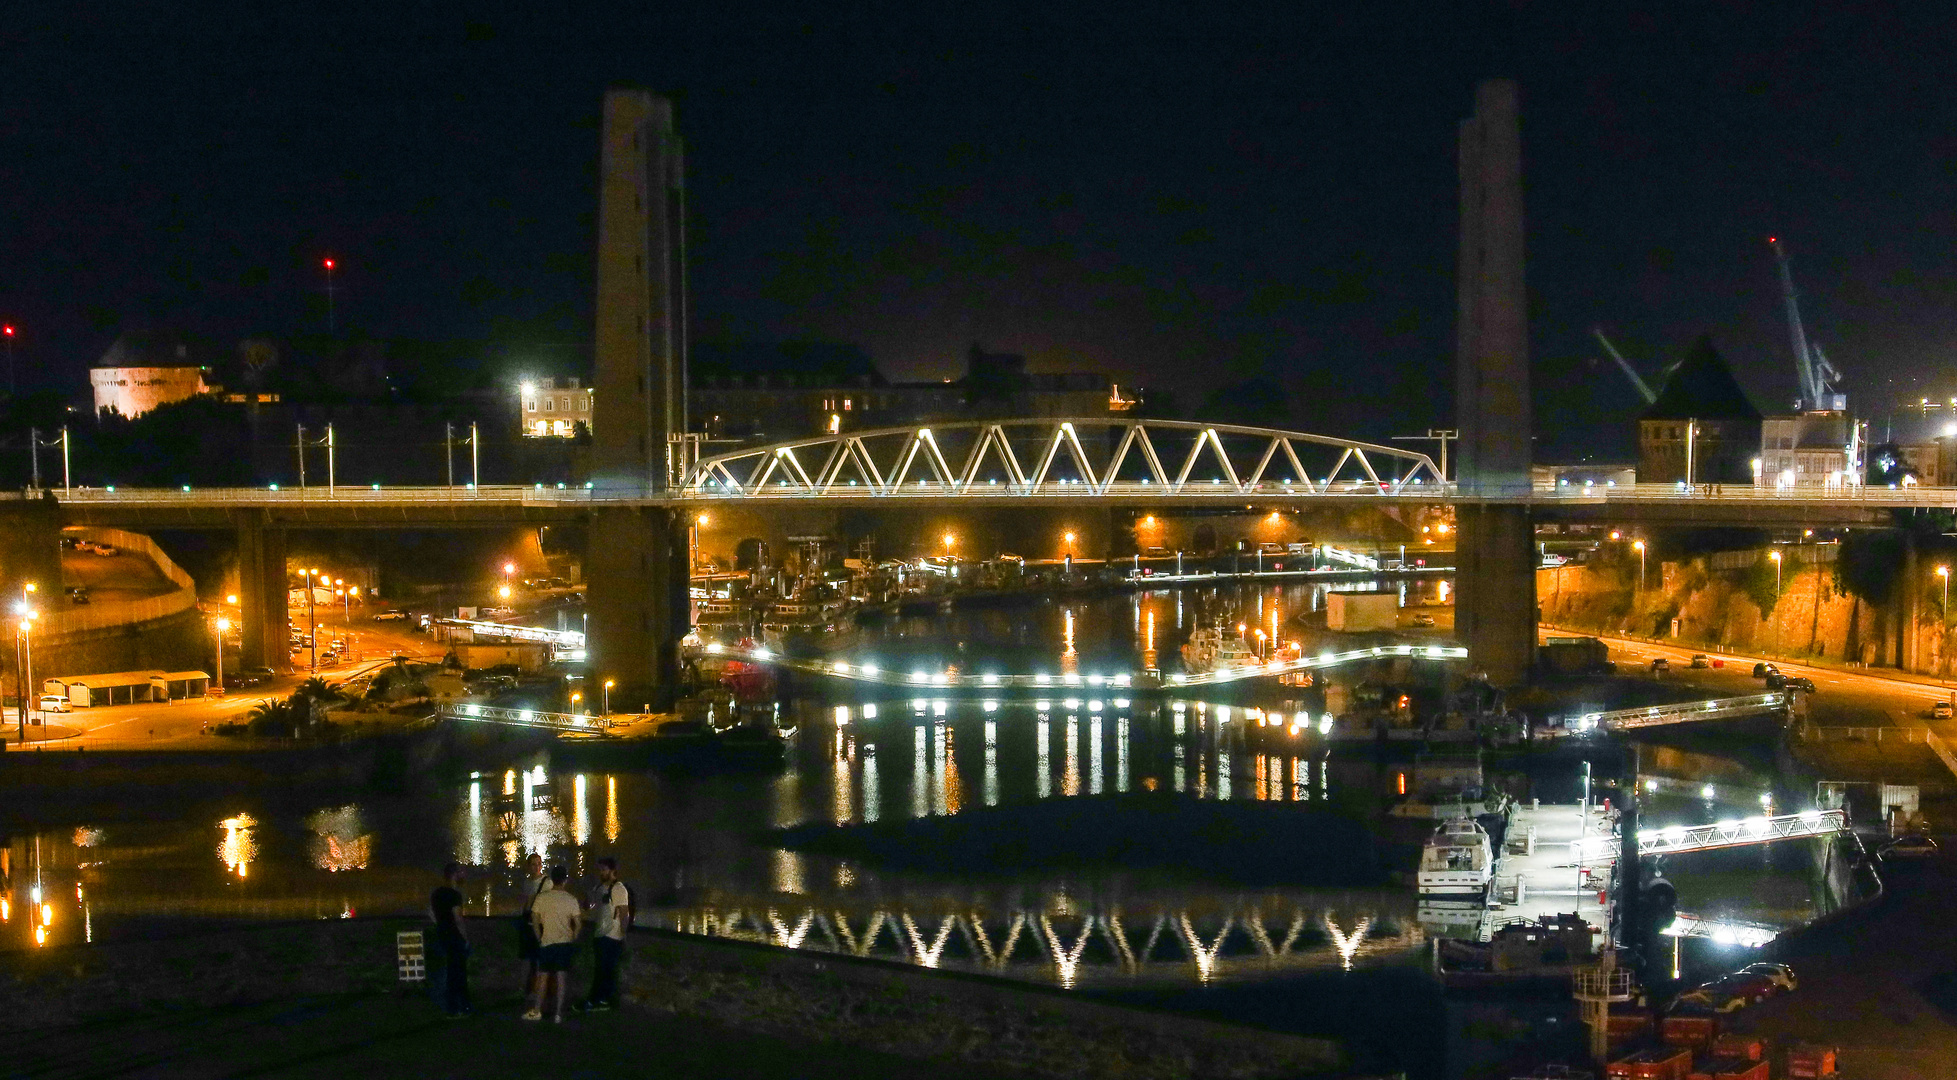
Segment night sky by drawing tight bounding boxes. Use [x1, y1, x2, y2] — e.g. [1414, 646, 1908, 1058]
[5, 5, 1957, 458]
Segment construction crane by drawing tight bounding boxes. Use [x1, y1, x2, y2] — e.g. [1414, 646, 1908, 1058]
[1768, 236, 1844, 411]
[1592, 328, 1658, 405]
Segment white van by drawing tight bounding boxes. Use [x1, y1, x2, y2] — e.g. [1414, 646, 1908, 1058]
[37, 695, 71, 713]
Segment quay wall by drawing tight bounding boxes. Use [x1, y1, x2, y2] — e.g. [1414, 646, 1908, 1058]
[1537, 554, 1924, 670]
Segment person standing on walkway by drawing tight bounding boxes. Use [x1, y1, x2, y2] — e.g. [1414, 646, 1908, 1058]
[578, 857, 631, 1012]
[516, 852, 551, 1013]
[429, 861, 470, 1018]
[526, 865, 581, 1023]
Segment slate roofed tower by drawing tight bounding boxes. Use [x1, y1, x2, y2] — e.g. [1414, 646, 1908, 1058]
[1637, 334, 1762, 485]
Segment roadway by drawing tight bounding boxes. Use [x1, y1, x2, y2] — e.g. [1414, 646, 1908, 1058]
[1563, 630, 1957, 727]
[16, 607, 442, 749]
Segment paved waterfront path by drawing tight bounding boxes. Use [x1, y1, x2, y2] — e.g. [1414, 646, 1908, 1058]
[11, 989, 1012, 1079]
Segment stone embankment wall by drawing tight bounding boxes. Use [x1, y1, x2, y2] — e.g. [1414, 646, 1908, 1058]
[1538, 552, 1929, 670]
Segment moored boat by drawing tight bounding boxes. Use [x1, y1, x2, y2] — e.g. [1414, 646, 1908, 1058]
[1417, 817, 1494, 897]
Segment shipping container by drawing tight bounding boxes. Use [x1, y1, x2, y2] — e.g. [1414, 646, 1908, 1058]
[1605, 1044, 1692, 1079]
[1686, 1057, 1767, 1080]
[1786, 1043, 1838, 1078]
[1659, 1014, 1720, 1054]
[1709, 1033, 1765, 1062]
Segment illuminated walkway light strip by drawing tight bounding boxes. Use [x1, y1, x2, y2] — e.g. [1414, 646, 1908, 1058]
[682, 642, 1468, 687]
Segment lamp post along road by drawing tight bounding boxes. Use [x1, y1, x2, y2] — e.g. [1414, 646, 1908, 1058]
[213, 617, 230, 693]
[1769, 550, 1783, 654]
[1939, 565, 1951, 681]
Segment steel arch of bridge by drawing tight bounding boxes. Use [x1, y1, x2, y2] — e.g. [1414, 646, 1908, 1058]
[681, 418, 1446, 499]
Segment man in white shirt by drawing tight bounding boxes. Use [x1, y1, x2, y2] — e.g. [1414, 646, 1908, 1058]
[578, 857, 631, 1011]
[516, 853, 551, 1015]
[525, 865, 581, 1022]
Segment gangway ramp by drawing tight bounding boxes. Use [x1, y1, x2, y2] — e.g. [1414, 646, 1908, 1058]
[440, 702, 604, 731]
[1569, 691, 1790, 734]
[1568, 808, 1849, 863]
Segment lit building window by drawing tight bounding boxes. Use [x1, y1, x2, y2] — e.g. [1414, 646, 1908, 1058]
[828, 413, 841, 434]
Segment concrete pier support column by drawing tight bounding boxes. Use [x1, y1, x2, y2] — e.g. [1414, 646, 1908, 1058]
[1455, 504, 1536, 686]
[236, 514, 289, 671]
[586, 506, 689, 712]
[1903, 532, 1921, 673]
[1453, 80, 1536, 685]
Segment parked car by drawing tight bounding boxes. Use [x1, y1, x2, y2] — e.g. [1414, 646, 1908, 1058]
[1142, 546, 1171, 557]
[1765, 671, 1788, 689]
[1752, 662, 1777, 678]
[1671, 973, 1778, 1014]
[1738, 962, 1798, 993]
[1689, 654, 1711, 668]
[1410, 612, 1436, 627]
[58, 536, 78, 550]
[36, 694, 71, 713]
[1782, 675, 1817, 693]
[1878, 835, 1939, 862]
[371, 608, 411, 621]
[234, 667, 275, 687]
[66, 586, 90, 605]
[1650, 657, 1671, 673]
[92, 544, 117, 557]
[1934, 700, 1955, 720]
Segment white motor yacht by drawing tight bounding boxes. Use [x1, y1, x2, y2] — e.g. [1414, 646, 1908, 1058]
[1417, 818, 1495, 897]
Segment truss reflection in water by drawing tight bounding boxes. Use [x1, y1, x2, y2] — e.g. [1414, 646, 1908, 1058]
[657, 894, 1421, 988]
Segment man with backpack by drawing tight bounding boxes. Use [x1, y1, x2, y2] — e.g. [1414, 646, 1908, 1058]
[577, 857, 631, 1012]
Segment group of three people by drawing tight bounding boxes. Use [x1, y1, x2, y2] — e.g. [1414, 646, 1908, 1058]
[429, 853, 632, 1021]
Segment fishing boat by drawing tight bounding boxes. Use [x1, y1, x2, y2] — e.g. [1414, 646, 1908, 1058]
[1179, 620, 1259, 674]
[1417, 817, 1495, 897]
[760, 591, 857, 654]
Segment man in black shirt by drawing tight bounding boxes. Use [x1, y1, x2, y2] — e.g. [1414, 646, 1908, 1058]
[429, 861, 470, 1018]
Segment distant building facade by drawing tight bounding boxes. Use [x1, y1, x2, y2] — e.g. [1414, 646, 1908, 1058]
[1636, 335, 1761, 485]
[90, 365, 209, 419]
[1759, 411, 1854, 488]
[692, 343, 1137, 446]
[90, 332, 220, 419]
[520, 377, 593, 437]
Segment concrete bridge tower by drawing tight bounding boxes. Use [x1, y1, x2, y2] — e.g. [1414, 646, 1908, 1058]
[1452, 80, 1538, 685]
[587, 89, 691, 709]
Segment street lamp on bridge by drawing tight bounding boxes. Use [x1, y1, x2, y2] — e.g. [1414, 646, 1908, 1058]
[1632, 540, 1646, 599]
[603, 679, 614, 717]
